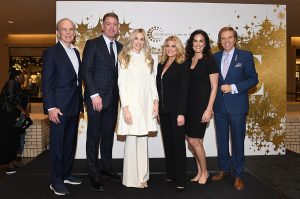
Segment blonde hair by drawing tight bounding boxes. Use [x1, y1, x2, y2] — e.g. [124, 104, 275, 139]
[118, 29, 154, 72]
[160, 36, 185, 64]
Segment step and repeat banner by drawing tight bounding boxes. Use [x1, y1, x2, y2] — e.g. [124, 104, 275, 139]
[56, 1, 286, 158]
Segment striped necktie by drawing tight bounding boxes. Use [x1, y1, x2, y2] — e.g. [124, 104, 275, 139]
[222, 53, 230, 79]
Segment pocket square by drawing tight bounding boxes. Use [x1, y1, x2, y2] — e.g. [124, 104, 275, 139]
[235, 63, 242, 68]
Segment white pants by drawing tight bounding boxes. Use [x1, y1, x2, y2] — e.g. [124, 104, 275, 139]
[122, 135, 149, 187]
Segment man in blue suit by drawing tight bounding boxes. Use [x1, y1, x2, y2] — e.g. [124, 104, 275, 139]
[212, 27, 258, 191]
[42, 18, 83, 196]
[82, 12, 122, 192]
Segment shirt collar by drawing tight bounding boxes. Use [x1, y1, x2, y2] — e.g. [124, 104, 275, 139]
[223, 47, 235, 57]
[59, 40, 75, 49]
[103, 34, 115, 45]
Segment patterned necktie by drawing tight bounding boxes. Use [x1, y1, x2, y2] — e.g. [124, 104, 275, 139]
[110, 41, 115, 66]
[222, 53, 230, 79]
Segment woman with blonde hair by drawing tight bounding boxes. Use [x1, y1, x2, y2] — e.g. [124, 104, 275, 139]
[156, 36, 189, 192]
[117, 28, 159, 188]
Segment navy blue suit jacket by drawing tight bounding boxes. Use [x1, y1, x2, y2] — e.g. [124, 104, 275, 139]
[82, 35, 122, 109]
[213, 48, 258, 114]
[42, 42, 83, 116]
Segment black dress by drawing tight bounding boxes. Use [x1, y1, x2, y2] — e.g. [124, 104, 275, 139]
[185, 57, 218, 139]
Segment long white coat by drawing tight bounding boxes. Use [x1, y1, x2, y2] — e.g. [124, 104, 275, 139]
[117, 51, 158, 136]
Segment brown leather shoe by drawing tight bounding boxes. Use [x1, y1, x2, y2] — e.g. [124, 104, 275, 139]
[211, 171, 230, 182]
[233, 177, 244, 191]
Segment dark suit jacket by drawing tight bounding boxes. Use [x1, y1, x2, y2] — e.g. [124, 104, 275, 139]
[42, 42, 83, 116]
[156, 61, 189, 115]
[213, 48, 258, 114]
[0, 80, 23, 116]
[82, 35, 122, 109]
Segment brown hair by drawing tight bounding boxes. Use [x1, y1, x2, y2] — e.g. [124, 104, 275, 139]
[103, 12, 119, 23]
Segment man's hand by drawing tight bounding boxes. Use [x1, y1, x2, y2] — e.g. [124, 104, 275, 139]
[221, 84, 232, 94]
[92, 96, 103, 112]
[48, 108, 63, 124]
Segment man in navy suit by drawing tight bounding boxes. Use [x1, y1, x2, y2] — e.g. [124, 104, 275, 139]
[42, 18, 83, 196]
[82, 12, 122, 191]
[212, 27, 258, 191]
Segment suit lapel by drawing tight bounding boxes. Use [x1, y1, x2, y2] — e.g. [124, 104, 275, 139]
[215, 51, 223, 80]
[74, 49, 82, 81]
[226, 48, 239, 79]
[162, 61, 177, 77]
[57, 42, 77, 76]
[98, 36, 116, 69]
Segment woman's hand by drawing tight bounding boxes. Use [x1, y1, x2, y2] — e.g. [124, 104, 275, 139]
[177, 115, 185, 126]
[201, 108, 213, 123]
[123, 107, 133, 125]
[152, 100, 159, 119]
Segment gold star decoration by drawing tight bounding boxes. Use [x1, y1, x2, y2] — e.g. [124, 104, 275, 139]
[244, 24, 250, 31]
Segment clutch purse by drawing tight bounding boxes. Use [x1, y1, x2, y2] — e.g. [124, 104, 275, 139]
[15, 114, 33, 129]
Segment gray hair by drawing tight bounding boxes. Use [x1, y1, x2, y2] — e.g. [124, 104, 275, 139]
[56, 18, 76, 31]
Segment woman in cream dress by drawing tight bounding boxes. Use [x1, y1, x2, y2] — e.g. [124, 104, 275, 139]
[117, 29, 159, 188]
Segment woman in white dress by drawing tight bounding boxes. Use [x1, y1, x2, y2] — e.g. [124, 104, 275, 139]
[117, 29, 159, 188]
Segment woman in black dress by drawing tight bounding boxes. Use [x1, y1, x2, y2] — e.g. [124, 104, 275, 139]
[0, 68, 27, 174]
[185, 30, 218, 184]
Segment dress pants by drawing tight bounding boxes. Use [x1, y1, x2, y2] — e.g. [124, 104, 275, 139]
[49, 114, 79, 185]
[159, 114, 186, 187]
[122, 135, 149, 187]
[86, 92, 118, 177]
[0, 110, 19, 165]
[214, 112, 246, 177]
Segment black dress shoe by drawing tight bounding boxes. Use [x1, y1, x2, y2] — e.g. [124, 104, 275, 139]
[101, 170, 122, 180]
[176, 186, 185, 193]
[164, 178, 173, 184]
[90, 176, 105, 191]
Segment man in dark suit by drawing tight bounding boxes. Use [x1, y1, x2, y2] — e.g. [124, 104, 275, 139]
[42, 18, 83, 196]
[212, 27, 258, 191]
[82, 12, 122, 191]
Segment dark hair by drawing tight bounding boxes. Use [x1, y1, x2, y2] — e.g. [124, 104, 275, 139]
[9, 68, 22, 80]
[103, 12, 119, 23]
[217, 26, 238, 49]
[185, 29, 212, 60]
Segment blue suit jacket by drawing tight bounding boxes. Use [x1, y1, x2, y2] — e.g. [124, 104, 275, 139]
[213, 48, 258, 114]
[42, 42, 83, 116]
[82, 35, 122, 109]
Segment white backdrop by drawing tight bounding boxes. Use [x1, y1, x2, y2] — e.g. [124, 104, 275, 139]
[56, 1, 286, 158]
